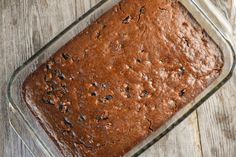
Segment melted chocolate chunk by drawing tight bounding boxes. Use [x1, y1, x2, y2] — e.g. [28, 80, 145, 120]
[62, 53, 71, 60]
[64, 117, 72, 127]
[91, 91, 97, 96]
[122, 15, 132, 24]
[140, 6, 145, 14]
[78, 114, 87, 122]
[179, 89, 186, 97]
[105, 95, 113, 101]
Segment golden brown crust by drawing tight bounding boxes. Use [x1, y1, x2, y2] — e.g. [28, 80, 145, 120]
[23, 0, 223, 156]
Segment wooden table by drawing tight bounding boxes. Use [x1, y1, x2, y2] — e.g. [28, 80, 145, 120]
[0, 0, 235, 156]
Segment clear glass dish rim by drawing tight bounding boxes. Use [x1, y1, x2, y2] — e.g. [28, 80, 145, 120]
[6, 0, 236, 156]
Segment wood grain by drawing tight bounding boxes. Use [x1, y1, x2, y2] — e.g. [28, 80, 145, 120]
[197, 1, 236, 157]
[0, 1, 8, 156]
[0, 0, 235, 157]
[76, 0, 101, 18]
[210, 0, 233, 20]
[210, 0, 236, 35]
[1, 0, 76, 156]
[196, 74, 236, 157]
[140, 112, 203, 157]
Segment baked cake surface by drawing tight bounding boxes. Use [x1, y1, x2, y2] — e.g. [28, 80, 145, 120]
[23, 0, 223, 156]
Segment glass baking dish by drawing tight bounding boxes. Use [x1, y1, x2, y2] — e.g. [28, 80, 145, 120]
[6, 0, 235, 156]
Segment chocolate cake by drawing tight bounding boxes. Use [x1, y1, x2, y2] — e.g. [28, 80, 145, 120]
[23, 0, 223, 156]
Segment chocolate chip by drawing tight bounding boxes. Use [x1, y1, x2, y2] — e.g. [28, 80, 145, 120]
[184, 38, 190, 47]
[125, 86, 131, 98]
[141, 90, 149, 97]
[96, 115, 102, 121]
[78, 114, 87, 122]
[118, 43, 124, 49]
[42, 97, 54, 105]
[58, 102, 64, 111]
[64, 106, 69, 113]
[78, 139, 93, 149]
[101, 23, 106, 29]
[182, 22, 188, 27]
[125, 86, 130, 92]
[53, 69, 65, 80]
[62, 53, 70, 60]
[179, 89, 186, 97]
[122, 15, 132, 24]
[91, 91, 97, 96]
[92, 82, 98, 87]
[96, 31, 101, 38]
[136, 58, 141, 63]
[138, 48, 145, 53]
[64, 117, 72, 127]
[47, 99, 54, 105]
[101, 83, 108, 88]
[178, 67, 185, 76]
[140, 6, 145, 14]
[59, 103, 69, 113]
[58, 73, 65, 80]
[46, 91, 53, 95]
[105, 95, 113, 100]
